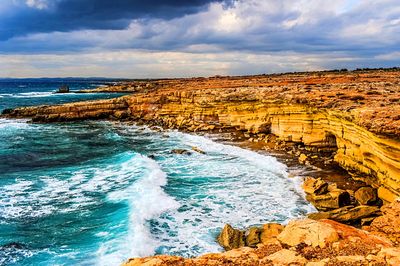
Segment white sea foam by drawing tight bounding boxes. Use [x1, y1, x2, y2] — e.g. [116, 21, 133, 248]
[96, 155, 180, 266]
[0, 152, 145, 220]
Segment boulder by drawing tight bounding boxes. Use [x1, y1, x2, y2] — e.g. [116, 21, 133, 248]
[171, 149, 192, 155]
[302, 177, 328, 195]
[264, 249, 307, 265]
[336, 255, 366, 264]
[191, 146, 206, 154]
[355, 186, 377, 205]
[306, 189, 351, 211]
[299, 153, 308, 164]
[277, 219, 339, 248]
[367, 200, 400, 245]
[57, 85, 69, 93]
[378, 247, 400, 265]
[245, 227, 262, 247]
[309, 205, 380, 223]
[217, 224, 245, 250]
[260, 223, 284, 244]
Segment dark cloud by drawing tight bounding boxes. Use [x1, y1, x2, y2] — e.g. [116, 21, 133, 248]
[0, 0, 224, 40]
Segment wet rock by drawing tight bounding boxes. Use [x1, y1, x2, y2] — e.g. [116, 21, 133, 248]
[57, 85, 69, 93]
[245, 227, 261, 247]
[277, 219, 339, 248]
[217, 224, 245, 250]
[171, 149, 192, 155]
[264, 249, 307, 265]
[191, 146, 206, 154]
[302, 177, 328, 195]
[355, 186, 377, 205]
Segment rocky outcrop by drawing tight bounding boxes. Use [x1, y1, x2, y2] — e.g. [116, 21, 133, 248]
[123, 217, 398, 266]
[365, 200, 400, 245]
[2, 71, 400, 202]
[2, 97, 130, 122]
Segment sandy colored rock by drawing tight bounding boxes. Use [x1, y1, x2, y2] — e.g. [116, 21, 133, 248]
[245, 227, 261, 247]
[306, 260, 329, 266]
[378, 247, 400, 265]
[321, 219, 393, 247]
[302, 177, 328, 195]
[260, 223, 284, 245]
[336, 255, 367, 264]
[217, 224, 245, 250]
[306, 190, 350, 211]
[355, 186, 377, 205]
[277, 219, 339, 248]
[299, 153, 308, 164]
[264, 249, 307, 265]
[309, 205, 381, 223]
[367, 200, 400, 245]
[123, 256, 186, 266]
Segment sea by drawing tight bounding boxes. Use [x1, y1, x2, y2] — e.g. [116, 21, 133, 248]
[0, 79, 314, 265]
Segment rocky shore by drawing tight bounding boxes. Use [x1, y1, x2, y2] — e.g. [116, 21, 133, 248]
[2, 69, 400, 265]
[124, 201, 400, 265]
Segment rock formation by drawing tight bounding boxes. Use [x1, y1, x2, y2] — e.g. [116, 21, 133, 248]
[123, 215, 399, 265]
[3, 70, 399, 203]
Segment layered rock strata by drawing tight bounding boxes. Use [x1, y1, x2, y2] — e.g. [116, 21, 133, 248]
[3, 71, 399, 202]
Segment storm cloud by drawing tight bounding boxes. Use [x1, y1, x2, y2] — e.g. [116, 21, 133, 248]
[0, 0, 225, 40]
[0, 0, 399, 77]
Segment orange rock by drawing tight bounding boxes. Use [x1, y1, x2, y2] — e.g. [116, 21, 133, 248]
[277, 219, 339, 248]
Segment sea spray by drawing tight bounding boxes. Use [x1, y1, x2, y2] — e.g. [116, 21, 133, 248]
[0, 119, 314, 265]
[98, 155, 180, 264]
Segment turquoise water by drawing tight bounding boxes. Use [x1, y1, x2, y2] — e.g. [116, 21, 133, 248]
[0, 79, 126, 112]
[0, 81, 314, 265]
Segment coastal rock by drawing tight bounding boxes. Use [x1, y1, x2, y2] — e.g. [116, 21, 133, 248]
[217, 224, 245, 250]
[302, 177, 328, 195]
[264, 249, 307, 265]
[306, 189, 350, 211]
[123, 218, 398, 266]
[378, 247, 400, 265]
[57, 85, 69, 93]
[355, 186, 377, 205]
[3, 71, 400, 202]
[260, 223, 284, 245]
[299, 153, 308, 164]
[191, 146, 206, 154]
[277, 219, 339, 248]
[366, 200, 400, 245]
[309, 205, 380, 223]
[171, 149, 192, 155]
[245, 227, 261, 247]
[124, 256, 186, 266]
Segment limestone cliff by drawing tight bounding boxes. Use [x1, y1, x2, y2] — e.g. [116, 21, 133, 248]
[3, 70, 400, 202]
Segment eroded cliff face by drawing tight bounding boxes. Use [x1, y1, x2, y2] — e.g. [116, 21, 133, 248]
[3, 71, 400, 202]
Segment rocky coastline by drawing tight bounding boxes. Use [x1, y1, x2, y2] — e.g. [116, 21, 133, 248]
[2, 69, 400, 265]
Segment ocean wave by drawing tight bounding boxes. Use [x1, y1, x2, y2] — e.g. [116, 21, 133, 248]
[96, 155, 180, 265]
[0, 152, 146, 220]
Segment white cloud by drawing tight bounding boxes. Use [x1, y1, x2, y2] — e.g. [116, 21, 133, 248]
[1, 0, 399, 77]
[0, 50, 366, 78]
[26, 0, 48, 10]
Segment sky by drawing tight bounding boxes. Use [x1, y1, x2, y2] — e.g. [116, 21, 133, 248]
[0, 0, 399, 78]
